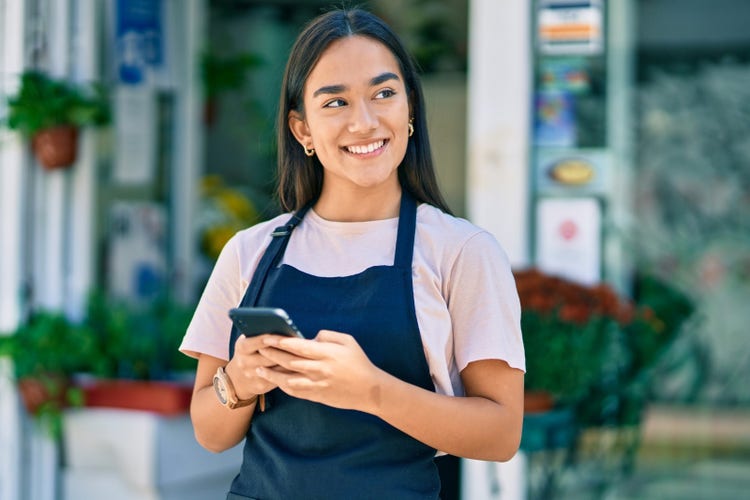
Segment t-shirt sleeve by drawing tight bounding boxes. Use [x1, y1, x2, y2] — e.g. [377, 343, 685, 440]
[179, 234, 246, 361]
[446, 231, 526, 373]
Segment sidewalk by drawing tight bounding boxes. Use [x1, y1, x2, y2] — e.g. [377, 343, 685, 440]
[529, 404, 750, 499]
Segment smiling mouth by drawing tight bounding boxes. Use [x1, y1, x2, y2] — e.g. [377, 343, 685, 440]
[344, 139, 387, 155]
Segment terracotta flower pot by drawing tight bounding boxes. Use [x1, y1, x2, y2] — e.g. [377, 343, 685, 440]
[32, 125, 79, 170]
[524, 391, 555, 414]
[18, 375, 70, 415]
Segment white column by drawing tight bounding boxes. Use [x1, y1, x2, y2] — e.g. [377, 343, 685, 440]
[0, 4, 27, 332]
[169, 0, 205, 304]
[27, 2, 71, 499]
[604, 0, 636, 294]
[34, 0, 71, 312]
[461, 454, 528, 500]
[466, 0, 532, 268]
[66, 0, 100, 320]
[0, 0, 27, 499]
[464, 0, 531, 496]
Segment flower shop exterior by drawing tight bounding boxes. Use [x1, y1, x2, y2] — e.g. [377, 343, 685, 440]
[2, 1, 750, 500]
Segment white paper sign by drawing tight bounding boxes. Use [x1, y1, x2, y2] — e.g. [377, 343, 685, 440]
[113, 86, 156, 185]
[535, 197, 601, 285]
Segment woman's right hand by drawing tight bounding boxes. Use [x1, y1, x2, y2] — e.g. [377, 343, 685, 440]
[225, 334, 284, 399]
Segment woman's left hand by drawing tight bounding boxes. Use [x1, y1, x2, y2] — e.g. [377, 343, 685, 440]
[255, 330, 383, 411]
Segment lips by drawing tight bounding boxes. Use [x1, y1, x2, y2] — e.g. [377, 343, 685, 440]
[344, 139, 386, 155]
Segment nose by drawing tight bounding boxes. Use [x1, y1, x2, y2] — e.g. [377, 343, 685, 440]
[348, 100, 378, 133]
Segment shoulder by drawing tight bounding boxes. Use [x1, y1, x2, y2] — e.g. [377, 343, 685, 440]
[416, 204, 507, 263]
[226, 212, 292, 255]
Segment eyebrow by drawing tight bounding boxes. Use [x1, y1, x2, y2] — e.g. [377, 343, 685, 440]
[312, 72, 401, 98]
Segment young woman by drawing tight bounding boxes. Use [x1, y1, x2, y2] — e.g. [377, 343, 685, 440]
[181, 8, 525, 500]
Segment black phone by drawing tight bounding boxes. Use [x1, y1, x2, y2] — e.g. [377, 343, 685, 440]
[229, 307, 304, 338]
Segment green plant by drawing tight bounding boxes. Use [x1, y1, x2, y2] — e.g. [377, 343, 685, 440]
[515, 268, 694, 425]
[200, 51, 263, 100]
[5, 70, 110, 137]
[0, 313, 95, 435]
[515, 269, 630, 405]
[0, 293, 196, 434]
[84, 291, 196, 381]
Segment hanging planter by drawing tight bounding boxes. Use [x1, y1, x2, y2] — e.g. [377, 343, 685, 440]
[4, 70, 110, 170]
[32, 125, 80, 170]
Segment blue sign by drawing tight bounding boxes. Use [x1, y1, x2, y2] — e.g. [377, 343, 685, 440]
[116, 0, 163, 85]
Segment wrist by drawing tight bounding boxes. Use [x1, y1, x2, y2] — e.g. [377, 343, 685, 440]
[213, 366, 258, 410]
[224, 360, 255, 401]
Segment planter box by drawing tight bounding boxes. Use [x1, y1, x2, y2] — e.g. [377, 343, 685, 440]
[63, 408, 243, 500]
[80, 380, 193, 416]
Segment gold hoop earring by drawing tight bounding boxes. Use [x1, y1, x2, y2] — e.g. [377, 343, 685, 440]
[304, 145, 315, 157]
[408, 119, 414, 137]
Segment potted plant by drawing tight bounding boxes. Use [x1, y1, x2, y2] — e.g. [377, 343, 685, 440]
[74, 291, 197, 415]
[0, 292, 196, 434]
[4, 70, 110, 169]
[514, 269, 632, 411]
[514, 268, 694, 437]
[0, 313, 96, 436]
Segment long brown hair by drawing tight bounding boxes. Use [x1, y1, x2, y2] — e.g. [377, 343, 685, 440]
[276, 8, 452, 215]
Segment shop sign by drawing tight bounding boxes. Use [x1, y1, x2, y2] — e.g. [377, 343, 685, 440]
[534, 149, 609, 194]
[535, 197, 602, 285]
[537, 0, 604, 55]
[116, 0, 164, 85]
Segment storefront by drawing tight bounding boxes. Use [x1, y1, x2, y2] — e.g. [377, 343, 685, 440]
[0, 1, 205, 497]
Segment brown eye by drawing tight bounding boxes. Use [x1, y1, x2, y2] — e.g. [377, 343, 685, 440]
[375, 89, 395, 99]
[323, 98, 346, 108]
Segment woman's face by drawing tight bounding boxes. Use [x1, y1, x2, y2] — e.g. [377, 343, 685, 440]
[289, 36, 410, 196]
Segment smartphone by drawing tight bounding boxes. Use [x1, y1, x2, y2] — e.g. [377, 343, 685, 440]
[229, 307, 304, 338]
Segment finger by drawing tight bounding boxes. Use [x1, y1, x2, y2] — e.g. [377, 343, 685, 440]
[232, 353, 278, 379]
[313, 329, 352, 345]
[234, 334, 270, 354]
[258, 346, 305, 368]
[259, 348, 328, 377]
[256, 367, 325, 396]
[262, 336, 328, 359]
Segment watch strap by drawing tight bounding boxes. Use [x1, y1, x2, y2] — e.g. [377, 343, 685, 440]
[216, 366, 258, 409]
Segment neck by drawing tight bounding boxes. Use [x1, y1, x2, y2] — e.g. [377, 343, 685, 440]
[314, 185, 402, 222]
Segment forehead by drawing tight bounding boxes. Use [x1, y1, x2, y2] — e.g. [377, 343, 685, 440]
[305, 35, 404, 90]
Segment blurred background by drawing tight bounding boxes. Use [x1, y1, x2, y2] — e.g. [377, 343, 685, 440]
[0, 0, 748, 499]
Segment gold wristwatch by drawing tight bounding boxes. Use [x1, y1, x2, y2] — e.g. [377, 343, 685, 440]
[213, 366, 258, 409]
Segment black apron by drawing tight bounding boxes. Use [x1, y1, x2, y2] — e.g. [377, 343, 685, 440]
[227, 191, 440, 500]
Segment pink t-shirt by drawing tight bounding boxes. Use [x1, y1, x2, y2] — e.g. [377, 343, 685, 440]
[180, 203, 525, 397]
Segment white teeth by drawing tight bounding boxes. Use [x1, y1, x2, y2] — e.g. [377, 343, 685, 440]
[347, 140, 384, 154]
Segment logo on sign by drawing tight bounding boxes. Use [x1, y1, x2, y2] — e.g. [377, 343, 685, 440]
[548, 158, 595, 185]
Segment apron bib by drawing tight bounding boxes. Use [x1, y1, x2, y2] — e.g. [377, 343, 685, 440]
[227, 191, 440, 500]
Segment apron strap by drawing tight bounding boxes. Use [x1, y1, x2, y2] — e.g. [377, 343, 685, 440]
[393, 190, 417, 269]
[239, 203, 312, 308]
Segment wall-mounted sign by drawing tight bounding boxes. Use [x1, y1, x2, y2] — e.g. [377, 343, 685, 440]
[534, 148, 609, 194]
[534, 90, 576, 147]
[116, 0, 163, 85]
[549, 158, 595, 185]
[537, 0, 604, 55]
[535, 197, 602, 286]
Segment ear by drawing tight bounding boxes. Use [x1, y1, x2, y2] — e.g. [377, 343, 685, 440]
[288, 111, 312, 149]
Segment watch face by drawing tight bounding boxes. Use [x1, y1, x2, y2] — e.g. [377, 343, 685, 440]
[213, 375, 229, 405]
